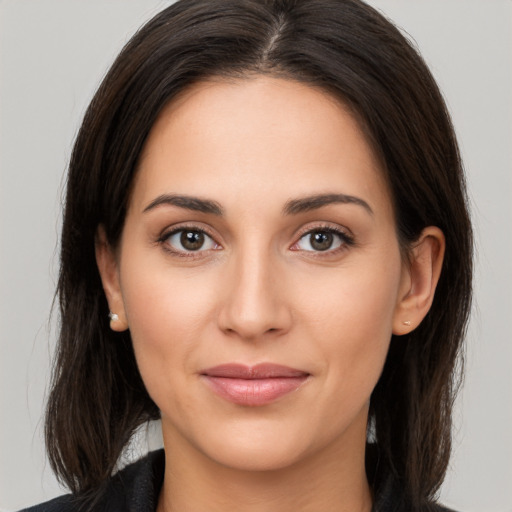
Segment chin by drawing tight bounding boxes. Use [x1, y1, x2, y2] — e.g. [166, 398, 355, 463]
[158, 379, 371, 475]
[202, 433, 311, 472]
[185, 411, 359, 474]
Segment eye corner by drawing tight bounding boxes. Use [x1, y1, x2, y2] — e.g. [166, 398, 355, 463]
[290, 224, 356, 255]
[158, 224, 222, 257]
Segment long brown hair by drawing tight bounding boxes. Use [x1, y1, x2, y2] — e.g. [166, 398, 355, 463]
[46, 0, 472, 509]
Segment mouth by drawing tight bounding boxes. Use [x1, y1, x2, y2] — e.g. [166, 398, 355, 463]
[200, 363, 310, 406]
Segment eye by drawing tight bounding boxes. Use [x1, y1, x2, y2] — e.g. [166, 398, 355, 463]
[294, 228, 352, 252]
[164, 228, 219, 253]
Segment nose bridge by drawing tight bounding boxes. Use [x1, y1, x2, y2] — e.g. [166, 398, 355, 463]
[218, 239, 291, 340]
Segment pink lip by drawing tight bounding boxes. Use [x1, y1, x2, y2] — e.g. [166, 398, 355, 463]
[200, 363, 310, 406]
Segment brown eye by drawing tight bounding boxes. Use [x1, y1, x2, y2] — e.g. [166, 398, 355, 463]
[180, 231, 205, 251]
[310, 232, 334, 251]
[164, 229, 218, 253]
[294, 228, 349, 253]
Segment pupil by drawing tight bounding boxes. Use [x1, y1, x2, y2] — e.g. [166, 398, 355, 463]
[181, 231, 204, 251]
[311, 232, 333, 251]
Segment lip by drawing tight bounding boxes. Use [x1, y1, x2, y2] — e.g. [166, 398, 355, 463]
[200, 363, 310, 406]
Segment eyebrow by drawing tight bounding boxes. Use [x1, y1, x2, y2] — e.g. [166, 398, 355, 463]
[143, 194, 224, 215]
[143, 192, 372, 217]
[283, 193, 373, 216]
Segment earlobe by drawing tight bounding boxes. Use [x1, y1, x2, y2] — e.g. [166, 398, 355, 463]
[95, 226, 129, 332]
[393, 226, 445, 335]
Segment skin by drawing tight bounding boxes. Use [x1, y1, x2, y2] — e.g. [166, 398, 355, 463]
[96, 77, 444, 512]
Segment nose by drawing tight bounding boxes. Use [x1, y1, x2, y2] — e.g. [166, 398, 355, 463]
[217, 247, 293, 341]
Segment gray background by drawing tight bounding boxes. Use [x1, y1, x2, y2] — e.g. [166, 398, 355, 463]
[1, 1, 511, 510]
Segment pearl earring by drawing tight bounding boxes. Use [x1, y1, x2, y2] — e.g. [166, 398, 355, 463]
[109, 312, 119, 322]
[403, 320, 411, 326]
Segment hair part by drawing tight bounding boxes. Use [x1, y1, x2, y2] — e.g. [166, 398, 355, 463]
[46, 1, 472, 509]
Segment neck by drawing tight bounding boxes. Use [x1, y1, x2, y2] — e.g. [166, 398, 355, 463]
[156, 426, 372, 512]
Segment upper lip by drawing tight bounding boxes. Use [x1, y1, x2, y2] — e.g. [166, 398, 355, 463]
[201, 363, 309, 379]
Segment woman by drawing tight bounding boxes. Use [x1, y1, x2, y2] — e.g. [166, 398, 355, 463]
[22, 0, 472, 511]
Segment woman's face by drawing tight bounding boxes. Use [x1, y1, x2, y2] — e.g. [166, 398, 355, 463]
[104, 77, 413, 471]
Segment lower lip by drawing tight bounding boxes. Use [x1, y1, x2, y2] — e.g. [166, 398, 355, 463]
[201, 376, 309, 406]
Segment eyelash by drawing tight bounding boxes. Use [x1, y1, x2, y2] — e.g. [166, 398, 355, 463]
[157, 224, 220, 258]
[157, 223, 355, 258]
[291, 225, 355, 256]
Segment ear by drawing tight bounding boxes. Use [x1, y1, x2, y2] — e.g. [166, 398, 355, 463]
[393, 226, 445, 335]
[95, 226, 129, 332]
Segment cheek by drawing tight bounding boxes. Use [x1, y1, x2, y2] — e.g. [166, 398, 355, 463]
[118, 255, 219, 390]
[299, 251, 402, 394]
[300, 253, 401, 335]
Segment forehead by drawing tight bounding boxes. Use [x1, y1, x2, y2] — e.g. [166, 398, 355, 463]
[131, 76, 391, 217]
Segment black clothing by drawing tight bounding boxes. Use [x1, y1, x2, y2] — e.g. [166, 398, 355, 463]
[20, 448, 455, 512]
[20, 451, 164, 512]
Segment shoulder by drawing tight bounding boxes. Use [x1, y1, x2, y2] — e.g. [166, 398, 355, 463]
[18, 449, 165, 512]
[366, 445, 460, 512]
[373, 477, 460, 512]
[18, 494, 76, 512]
[422, 505, 459, 512]
[374, 491, 460, 512]
[430, 506, 458, 512]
